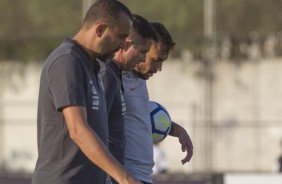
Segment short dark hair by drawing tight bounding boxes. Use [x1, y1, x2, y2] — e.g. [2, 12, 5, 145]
[83, 0, 132, 29]
[131, 14, 158, 41]
[151, 22, 175, 50]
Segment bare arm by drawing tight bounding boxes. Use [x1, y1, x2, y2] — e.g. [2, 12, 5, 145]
[63, 106, 140, 184]
[169, 121, 193, 164]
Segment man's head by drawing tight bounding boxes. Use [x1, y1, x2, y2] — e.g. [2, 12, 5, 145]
[114, 14, 158, 71]
[75, 0, 133, 60]
[134, 22, 175, 80]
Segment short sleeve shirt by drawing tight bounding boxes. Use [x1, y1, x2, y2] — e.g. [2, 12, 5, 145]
[122, 71, 154, 183]
[32, 38, 108, 184]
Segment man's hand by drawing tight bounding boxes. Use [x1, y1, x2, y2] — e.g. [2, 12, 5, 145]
[177, 127, 193, 164]
[62, 106, 142, 184]
[169, 121, 193, 164]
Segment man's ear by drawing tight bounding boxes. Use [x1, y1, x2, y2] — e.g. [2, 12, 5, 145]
[96, 24, 107, 37]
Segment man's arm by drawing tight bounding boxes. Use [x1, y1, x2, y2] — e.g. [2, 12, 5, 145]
[169, 121, 193, 164]
[63, 106, 140, 184]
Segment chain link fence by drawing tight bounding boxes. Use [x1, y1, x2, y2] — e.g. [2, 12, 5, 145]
[1, 0, 282, 61]
[1, 0, 282, 176]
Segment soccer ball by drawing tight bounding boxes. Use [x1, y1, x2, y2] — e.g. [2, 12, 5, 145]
[149, 101, 172, 144]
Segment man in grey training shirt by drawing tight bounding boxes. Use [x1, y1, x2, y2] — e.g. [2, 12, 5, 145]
[32, 1, 141, 184]
[123, 22, 194, 184]
[99, 14, 157, 184]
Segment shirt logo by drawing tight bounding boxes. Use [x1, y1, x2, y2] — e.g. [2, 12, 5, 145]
[130, 87, 136, 91]
[90, 80, 99, 110]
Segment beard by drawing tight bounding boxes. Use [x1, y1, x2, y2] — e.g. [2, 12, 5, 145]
[98, 47, 120, 61]
[98, 52, 115, 61]
[97, 41, 120, 61]
[134, 64, 149, 80]
[133, 69, 149, 80]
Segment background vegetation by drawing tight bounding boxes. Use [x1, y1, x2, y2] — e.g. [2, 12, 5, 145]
[1, 0, 282, 61]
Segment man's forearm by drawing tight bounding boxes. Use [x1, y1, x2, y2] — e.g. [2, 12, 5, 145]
[72, 125, 128, 183]
[169, 121, 180, 137]
[63, 106, 132, 183]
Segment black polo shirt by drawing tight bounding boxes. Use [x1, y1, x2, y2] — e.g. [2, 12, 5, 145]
[99, 60, 126, 166]
[32, 38, 108, 184]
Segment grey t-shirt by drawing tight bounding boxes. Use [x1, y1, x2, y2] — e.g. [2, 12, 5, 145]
[99, 60, 126, 165]
[32, 38, 108, 184]
[122, 71, 154, 183]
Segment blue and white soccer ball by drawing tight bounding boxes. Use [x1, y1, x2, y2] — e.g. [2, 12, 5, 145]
[149, 101, 172, 144]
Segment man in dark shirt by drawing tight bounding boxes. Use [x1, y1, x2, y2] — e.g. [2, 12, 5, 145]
[32, 1, 140, 184]
[99, 14, 157, 184]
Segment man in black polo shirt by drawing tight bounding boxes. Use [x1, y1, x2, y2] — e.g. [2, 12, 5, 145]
[32, 1, 140, 184]
[99, 14, 157, 184]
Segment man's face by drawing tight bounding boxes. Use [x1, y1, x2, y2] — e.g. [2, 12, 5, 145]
[134, 42, 169, 80]
[98, 12, 132, 60]
[123, 30, 152, 71]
